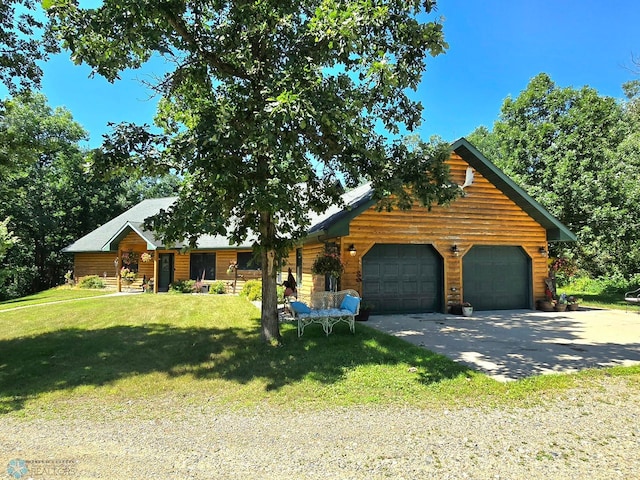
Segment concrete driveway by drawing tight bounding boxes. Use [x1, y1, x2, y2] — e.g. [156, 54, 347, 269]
[366, 307, 640, 382]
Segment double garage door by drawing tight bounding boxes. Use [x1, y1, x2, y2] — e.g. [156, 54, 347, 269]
[362, 244, 530, 313]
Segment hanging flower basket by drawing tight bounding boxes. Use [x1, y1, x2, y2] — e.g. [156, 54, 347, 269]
[311, 252, 344, 278]
[141, 252, 152, 263]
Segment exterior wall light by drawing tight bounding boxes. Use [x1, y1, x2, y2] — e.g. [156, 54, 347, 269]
[539, 246, 548, 257]
[451, 244, 459, 256]
[348, 244, 357, 256]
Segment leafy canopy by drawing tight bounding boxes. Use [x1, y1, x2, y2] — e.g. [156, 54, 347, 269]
[48, 0, 455, 245]
[0, 93, 180, 300]
[469, 73, 640, 278]
[0, 0, 57, 93]
[47, 0, 457, 342]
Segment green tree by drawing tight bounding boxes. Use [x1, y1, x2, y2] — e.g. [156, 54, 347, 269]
[47, 0, 458, 343]
[0, 0, 56, 94]
[0, 94, 148, 298]
[0, 217, 17, 260]
[468, 73, 636, 278]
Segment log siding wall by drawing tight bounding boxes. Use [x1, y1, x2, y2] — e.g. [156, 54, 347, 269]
[74, 246, 292, 293]
[322, 153, 548, 308]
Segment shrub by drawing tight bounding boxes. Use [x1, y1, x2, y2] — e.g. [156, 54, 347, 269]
[209, 280, 227, 294]
[240, 279, 262, 301]
[78, 275, 106, 289]
[240, 280, 285, 302]
[169, 279, 196, 293]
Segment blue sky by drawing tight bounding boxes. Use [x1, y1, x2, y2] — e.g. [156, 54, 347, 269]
[8, 0, 640, 148]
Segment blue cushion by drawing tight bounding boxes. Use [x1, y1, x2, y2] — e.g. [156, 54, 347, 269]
[339, 295, 360, 314]
[290, 301, 311, 314]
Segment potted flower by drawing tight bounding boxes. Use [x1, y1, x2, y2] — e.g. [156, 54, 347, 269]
[450, 302, 473, 316]
[64, 270, 74, 287]
[567, 295, 580, 311]
[141, 252, 152, 263]
[537, 286, 555, 312]
[555, 293, 568, 312]
[356, 302, 374, 321]
[120, 267, 136, 283]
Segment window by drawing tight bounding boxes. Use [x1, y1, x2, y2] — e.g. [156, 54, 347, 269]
[190, 253, 216, 280]
[237, 251, 261, 270]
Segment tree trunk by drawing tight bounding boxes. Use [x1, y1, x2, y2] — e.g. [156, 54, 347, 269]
[259, 211, 281, 344]
[260, 247, 281, 344]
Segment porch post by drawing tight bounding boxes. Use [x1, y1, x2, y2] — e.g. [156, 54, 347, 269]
[116, 251, 122, 293]
[153, 251, 159, 293]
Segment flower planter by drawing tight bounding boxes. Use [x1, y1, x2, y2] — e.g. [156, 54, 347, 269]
[555, 303, 567, 312]
[567, 303, 579, 311]
[449, 303, 473, 316]
[536, 300, 554, 312]
[355, 309, 371, 321]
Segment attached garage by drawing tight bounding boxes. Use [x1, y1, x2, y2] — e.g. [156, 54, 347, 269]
[362, 244, 443, 314]
[463, 246, 531, 311]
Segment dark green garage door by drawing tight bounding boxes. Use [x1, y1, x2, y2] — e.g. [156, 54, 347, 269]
[463, 246, 531, 311]
[362, 244, 443, 314]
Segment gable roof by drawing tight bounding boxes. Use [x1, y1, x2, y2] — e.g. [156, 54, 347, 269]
[64, 138, 575, 253]
[308, 137, 576, 242]
[63, 197, 257, 253]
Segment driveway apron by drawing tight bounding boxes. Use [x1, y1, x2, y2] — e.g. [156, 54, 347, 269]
[366, 308, 640, 381]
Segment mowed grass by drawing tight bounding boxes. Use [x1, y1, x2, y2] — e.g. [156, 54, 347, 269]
[0, 286, 112, 311]
[1, 291, 638, 417]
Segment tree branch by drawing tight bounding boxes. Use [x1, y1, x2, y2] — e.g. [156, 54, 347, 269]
[160, 7, 250, 82]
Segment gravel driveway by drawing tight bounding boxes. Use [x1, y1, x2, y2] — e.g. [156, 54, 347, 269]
[2, 376, 639, 479]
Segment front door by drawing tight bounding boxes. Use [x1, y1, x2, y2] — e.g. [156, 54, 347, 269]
[158, 253, 174, 292]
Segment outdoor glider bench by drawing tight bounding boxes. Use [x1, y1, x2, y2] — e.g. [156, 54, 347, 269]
[625, 287, 640, 310]
[290, 289, 361, 337]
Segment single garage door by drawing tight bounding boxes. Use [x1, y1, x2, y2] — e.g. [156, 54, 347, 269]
[463, 246, 531, 310]
[362, 244, 443, 314]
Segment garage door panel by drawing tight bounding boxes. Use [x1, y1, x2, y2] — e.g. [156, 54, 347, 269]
[383, 264, 399, 277]
[363, 244, 442, 314]
[403, 281, 418, 294]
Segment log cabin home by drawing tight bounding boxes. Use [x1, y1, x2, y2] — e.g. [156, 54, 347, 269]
[64, 138, 575, 312]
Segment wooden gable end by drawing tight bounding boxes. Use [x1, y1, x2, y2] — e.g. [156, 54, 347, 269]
[331, 152, 548, 307]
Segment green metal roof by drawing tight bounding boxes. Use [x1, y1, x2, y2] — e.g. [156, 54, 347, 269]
[63, 197, 256, 253]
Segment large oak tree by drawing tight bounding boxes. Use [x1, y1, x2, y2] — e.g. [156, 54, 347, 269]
[47, 0, 459, 343]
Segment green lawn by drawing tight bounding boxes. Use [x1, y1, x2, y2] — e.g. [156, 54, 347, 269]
[1, 290, 638, 417]
[556, 289, 635, 311]
[0, 286, 112, 311]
